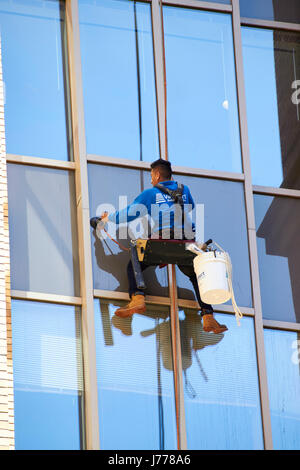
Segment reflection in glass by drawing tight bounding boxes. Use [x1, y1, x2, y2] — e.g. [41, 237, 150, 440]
[264, 329, 300, 450]
[0, 0, 71, 160]
[94, 300, 177, 449]
[7, 164, 80, 296]
[11, 300, 84, 450]
[240, 0, 300, 25]
[254, 194, 300, 323]
[88, 164, 168, 296]
[179, 310, 263, 449]
[242, 27, 300, 189]
[174, 175, 252, 308]
[79, 0, 159, 161]
[163, 7, 242, 172]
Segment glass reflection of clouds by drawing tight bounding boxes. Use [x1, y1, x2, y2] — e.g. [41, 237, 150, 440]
[179, 310, 263, 450]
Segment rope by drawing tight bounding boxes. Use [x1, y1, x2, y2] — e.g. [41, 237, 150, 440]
[212, 241, 243, 326]
[97, 225, 130, 252]
[159, 0, 169, 161]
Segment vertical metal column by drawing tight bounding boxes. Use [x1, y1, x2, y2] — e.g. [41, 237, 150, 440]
[65, 0, 100, 450]
[231, 0, 273, 449]
[152, 0, 187, 449]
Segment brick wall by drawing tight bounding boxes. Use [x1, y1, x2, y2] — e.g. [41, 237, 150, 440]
[0, 37, 14, 450]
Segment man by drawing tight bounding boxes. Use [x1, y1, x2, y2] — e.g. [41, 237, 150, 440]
[95, 159, 228, 334]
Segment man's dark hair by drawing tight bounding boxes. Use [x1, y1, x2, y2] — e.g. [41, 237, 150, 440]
[150, 158, 172, 180]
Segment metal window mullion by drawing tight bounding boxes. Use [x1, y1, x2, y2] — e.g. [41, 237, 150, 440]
[11, 290, 82, 306]
[231, 0, 273, 450]
[162, 0, 232, 13]
[87, 153, 245, 181]
[6, 154, 77, 170]
[253, 185, 300, 198]
[65, 0, 100, 450]
[177, 298, 255, 316]
[263, 320, 300, 333]
[241, 17, 300, 33]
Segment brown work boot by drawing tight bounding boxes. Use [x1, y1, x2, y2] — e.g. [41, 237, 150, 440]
[115, 294, 146, 318]
[202, 314, 228, 334]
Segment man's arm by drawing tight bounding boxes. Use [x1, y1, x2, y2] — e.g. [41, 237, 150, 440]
[105, 189, 152, 226]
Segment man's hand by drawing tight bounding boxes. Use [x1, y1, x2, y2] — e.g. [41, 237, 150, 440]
[95, 212, 109, 236]
[100, 211, 109, 223]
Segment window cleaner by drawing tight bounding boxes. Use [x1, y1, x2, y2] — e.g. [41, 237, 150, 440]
[186, 240, 243, 326]
[90, 158, 229, 334]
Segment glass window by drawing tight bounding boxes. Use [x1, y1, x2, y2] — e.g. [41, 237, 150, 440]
[179, 310, 263, 449]
[79, 0, 159, 161]
[240, 0, 300, 25]
[242, 27, 300, 189]
[175, 175, 252, 309]
[11, 300, 84, 450]
[0, 0, 71, 160]
[163, 7, 242, 173]
[264, 328, 300, 450]
[254, 194, 300, 323]
[88, 164, 169, 296]
[7, 164, 80, 297]
[94, 299, 177, 449]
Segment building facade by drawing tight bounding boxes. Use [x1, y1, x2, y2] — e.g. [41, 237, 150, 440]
[0, 0, 299, 450]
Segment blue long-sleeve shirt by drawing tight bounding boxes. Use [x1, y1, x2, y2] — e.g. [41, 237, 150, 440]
[108, 180, 195, 237]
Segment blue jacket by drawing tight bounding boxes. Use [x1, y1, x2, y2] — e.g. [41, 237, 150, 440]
[108, 180, 195, 237]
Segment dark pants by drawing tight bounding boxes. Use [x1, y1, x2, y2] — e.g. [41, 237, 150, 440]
[127, 260, 213, 315]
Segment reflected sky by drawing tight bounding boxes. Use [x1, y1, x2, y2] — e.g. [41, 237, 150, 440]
[11, 300, 83, 450]
[94, 300, 177, 450]
[264, 329, 300, 450]
[163, 7, 242, 173]
[242, 27, 300, 189]
[79, 0, 159, 161]
[0, 0, 70, 160]
[179, 310, 263, 450]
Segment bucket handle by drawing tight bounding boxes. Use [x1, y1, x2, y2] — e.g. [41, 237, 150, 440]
[212, 240, 243, 327]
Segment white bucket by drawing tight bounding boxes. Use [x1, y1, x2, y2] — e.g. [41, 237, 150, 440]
[193, 251, 231, 305]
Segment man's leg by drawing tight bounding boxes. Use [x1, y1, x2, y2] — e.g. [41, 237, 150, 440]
[127, 259, 148, 298]
[177, 264, 228, 333]
[115, 260, 148, 318]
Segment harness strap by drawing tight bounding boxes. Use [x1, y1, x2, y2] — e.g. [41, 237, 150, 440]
[155, 183, 184, 207]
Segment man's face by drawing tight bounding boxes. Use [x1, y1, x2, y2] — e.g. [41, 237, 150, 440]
[151, 168, 160, 186]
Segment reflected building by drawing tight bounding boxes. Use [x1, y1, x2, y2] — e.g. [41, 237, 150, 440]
[0, 0, 299, 451]
[273, 30, 300, 189]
